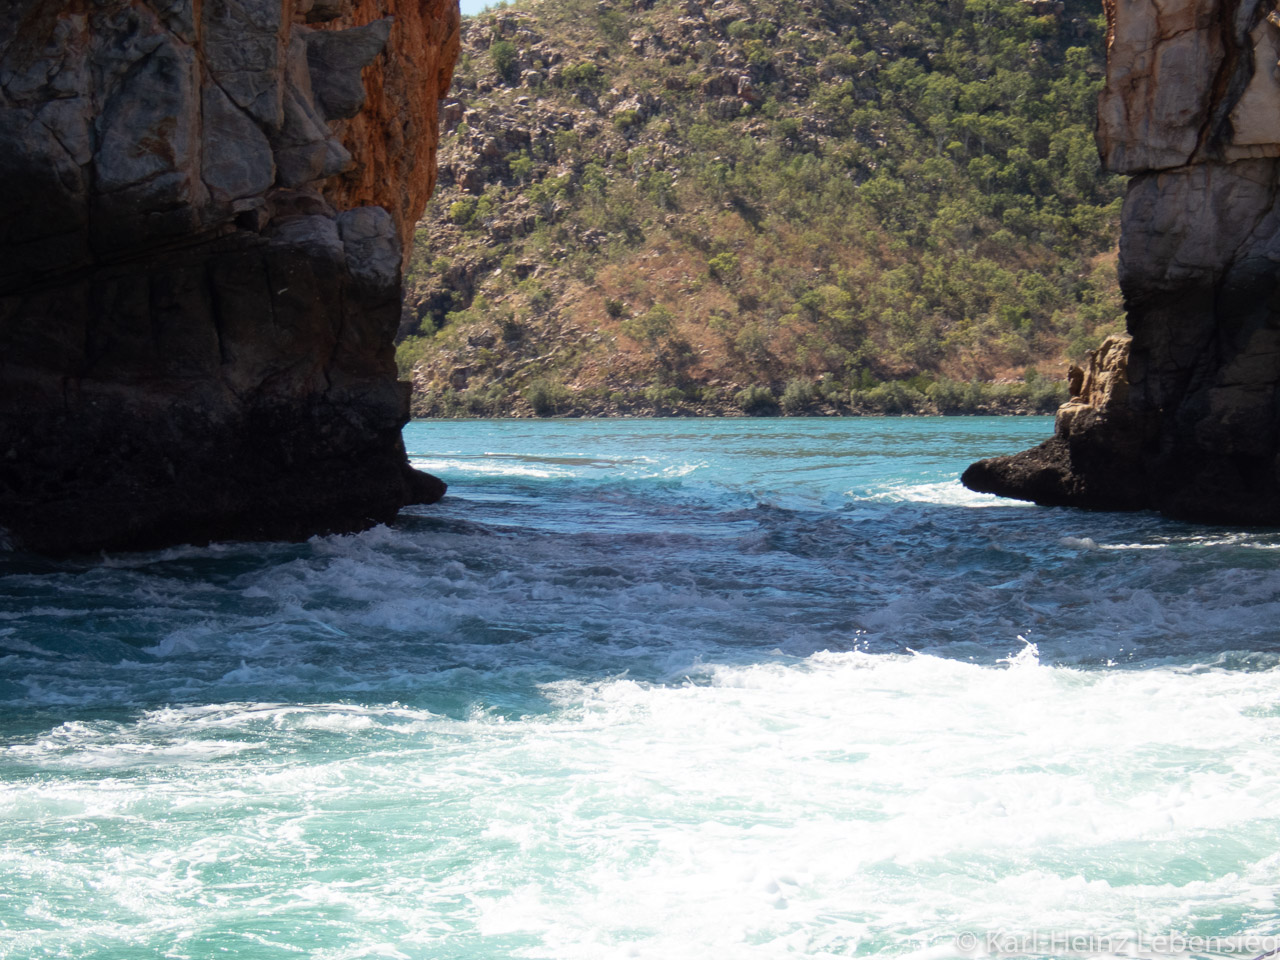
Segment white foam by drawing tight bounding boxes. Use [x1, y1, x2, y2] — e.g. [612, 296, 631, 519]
[3, 653, 1279, 957]
[411, 456, 575, 479]
[863, 479, 1030, 507]
[409, 453, 706, 483]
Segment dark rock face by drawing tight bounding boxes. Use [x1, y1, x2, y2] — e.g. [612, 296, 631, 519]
[0, 0, 460, 554]
[965, 0, 1280, 524]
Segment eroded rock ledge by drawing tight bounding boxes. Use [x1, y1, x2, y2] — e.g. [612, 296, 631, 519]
[0, 0, 460, 554]
[965, 0, 1280, 523]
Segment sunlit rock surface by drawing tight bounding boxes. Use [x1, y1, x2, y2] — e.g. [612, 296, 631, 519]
[965, 0, 1280, 523]
[0, 0, 460, 553]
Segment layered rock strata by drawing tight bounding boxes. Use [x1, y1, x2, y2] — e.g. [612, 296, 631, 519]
[0, 0, 460, 553]
[964, 0, 1280, 523]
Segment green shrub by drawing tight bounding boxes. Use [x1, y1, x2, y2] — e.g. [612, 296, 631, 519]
[736, 385, 778, 415]
[395, 336, 433, 379]
[744, 40, 771, 66]
[523, 378, 568, 416]
[561, 61, 602, 88]
[552, 130, 579, 155]
[780, 378, 818, 415]
[508, 151, 534, 182]
[733, 323, 772, 364]
[598, 8, 628, 43]
[707, 252, 740, 282]
[613, 109, 642, 132]
[500, 317, 524, 342]
[520, 281, 553, 312]
[458, 385, 499, 415]
[490, 40, 518, 84]
[926, 378, 970, 414]
[852, 381, 926, 415]
[644, 384, 685, 405]
[642, 170, 676, 209]
[622, 304, 674, 343]
[726, 20, 765, 41]
[448, 197, 477, 226]
[1029, 378, 1069, 412]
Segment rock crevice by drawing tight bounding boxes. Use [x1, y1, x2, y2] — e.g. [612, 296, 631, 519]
[966, 0, 1280, 523]
[0, 0, 460, 554]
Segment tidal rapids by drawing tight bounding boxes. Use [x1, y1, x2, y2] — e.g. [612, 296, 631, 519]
[2, 418, 1278, 959]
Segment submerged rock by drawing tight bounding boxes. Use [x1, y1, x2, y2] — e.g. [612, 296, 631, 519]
[966, 0, 1280, 523]
[0, 0, 460, 554]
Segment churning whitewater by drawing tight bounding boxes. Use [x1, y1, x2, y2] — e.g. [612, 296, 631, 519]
[2, 418, 1279, 959]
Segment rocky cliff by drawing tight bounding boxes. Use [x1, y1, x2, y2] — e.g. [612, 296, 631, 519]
[0, 0, 460, 554]
[964, 0, 1280, 523]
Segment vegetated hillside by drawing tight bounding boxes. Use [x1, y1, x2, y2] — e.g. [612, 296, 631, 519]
[399, 0, 1125, 417]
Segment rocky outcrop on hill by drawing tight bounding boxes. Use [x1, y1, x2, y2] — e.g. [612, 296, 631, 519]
[965, 0, 1280, 523]
[0, 0, 459, 554]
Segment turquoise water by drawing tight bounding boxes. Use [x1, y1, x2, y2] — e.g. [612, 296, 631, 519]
[2, 417, 1279, 958]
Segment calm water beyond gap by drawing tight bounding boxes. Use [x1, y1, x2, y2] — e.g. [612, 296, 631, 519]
[2, 417, 1278, 959]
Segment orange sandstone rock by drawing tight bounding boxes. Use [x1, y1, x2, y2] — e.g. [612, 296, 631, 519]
[323, 0, 463, 253]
